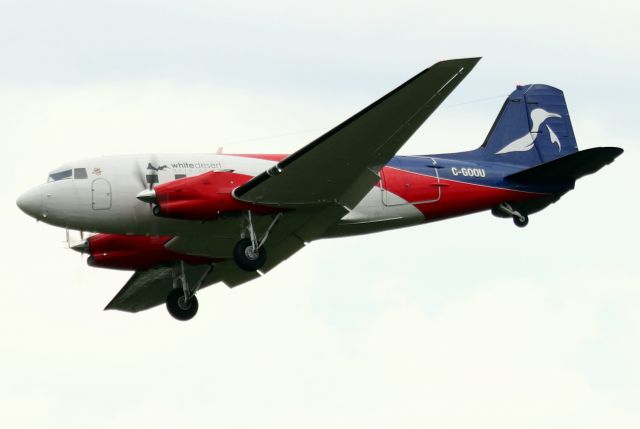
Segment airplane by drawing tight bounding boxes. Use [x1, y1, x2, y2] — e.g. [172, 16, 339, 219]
[16, 58, 623, 321]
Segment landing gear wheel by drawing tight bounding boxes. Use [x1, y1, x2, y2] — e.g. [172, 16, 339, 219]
[513, 214, 529, 228]
[166, 288, 199, 321]
[233, 238, 267, 272]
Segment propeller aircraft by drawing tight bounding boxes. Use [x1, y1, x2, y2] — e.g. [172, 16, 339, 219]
[16, 58, 622, 320]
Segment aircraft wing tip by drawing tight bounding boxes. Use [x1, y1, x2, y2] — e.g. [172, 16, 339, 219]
[434, 57, 482, 67]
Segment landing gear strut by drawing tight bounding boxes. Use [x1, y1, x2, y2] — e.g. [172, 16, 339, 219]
[233, 211, 282, 272]
[165, 261, 213, 321]
[497, 202, 529, 228]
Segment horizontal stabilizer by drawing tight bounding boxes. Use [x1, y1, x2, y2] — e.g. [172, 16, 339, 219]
[505, 147, 623, 183]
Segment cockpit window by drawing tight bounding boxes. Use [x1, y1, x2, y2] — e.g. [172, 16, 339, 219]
[47, 169, 72, 182]
[47, 168, 89, 182]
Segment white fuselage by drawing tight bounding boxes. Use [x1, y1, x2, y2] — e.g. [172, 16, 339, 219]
[18, 154, 425, 239]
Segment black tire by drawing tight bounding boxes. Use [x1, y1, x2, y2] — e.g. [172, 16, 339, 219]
[513, 214, 529, 228]
[166, 288, 199, 321]
[233, 238, 267, 272]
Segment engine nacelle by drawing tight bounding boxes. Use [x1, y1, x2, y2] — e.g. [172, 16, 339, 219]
[138, 171, 278, 221]
[86, 234, 217, 270]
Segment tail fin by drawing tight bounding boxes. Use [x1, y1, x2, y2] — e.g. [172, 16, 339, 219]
[480, 84, 578, 166]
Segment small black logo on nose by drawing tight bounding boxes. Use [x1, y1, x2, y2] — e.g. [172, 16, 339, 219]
[147, 163, 168, 171]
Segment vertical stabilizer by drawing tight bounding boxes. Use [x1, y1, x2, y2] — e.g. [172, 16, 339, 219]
[480, 84, 578, 166]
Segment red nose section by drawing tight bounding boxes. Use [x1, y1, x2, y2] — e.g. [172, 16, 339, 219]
[87, 234, 218, 270]
[152, 171, 277, 221]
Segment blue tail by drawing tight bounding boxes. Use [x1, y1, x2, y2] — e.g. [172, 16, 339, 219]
[479, 84, 578, 166]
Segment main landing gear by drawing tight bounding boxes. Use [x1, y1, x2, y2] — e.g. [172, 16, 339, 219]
[234, 238, 267, 271]
[497, 202, 529, 228]
[165, 261, 213, 321]
[233, 211, 282, 272]
[166, 288, 198, 321]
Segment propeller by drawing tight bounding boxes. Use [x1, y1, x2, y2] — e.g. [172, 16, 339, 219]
[67, 228, 90, 253]
[133, 155, 164, 236]
[66, 229, 92, 274]
[134, 155, 161, 213]
[62, 229, 90, 287]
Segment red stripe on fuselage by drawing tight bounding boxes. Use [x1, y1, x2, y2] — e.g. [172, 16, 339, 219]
[380, 167, 545, 221]
[220, 158, 544, 222]
[418, 177, 542, 221]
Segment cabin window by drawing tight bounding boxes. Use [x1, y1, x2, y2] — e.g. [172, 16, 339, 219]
[174, 174, 187, 179]
[74, 168, 88, 179]
[47, 169, 72, 182]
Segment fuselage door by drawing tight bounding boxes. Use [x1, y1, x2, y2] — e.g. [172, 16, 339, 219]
[91, 178, 112, 210]
[381, 157, 441, 206]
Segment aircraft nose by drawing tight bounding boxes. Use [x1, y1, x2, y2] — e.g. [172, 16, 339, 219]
[16, 186, 43, 219]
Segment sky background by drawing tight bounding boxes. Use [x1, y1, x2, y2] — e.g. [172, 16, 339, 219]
[1, 1, 639, 428]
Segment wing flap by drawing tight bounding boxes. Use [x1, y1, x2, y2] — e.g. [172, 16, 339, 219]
[205, 260, 262, 288]
[259, 235, 305, 274]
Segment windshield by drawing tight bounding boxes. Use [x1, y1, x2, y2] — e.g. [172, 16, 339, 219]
[47, 169, 72, 182]
[47, 168, 88, 182]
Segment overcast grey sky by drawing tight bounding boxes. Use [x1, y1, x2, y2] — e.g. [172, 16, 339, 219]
[1, 1, 639, 428]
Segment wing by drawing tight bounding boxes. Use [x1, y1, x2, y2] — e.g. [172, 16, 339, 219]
[105, 267, 177, 312]
[104, 236, 303, 312]
[104, 263, 260, 313]
[105, 205, 348, 312]
[234, 57, 480, 209]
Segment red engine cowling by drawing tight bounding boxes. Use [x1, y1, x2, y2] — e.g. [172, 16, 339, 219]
[87, 234, 218, 270]
[149, 171, 279, 221]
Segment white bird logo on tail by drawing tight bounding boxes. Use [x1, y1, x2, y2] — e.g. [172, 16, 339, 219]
[496, 108, 561, 154]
